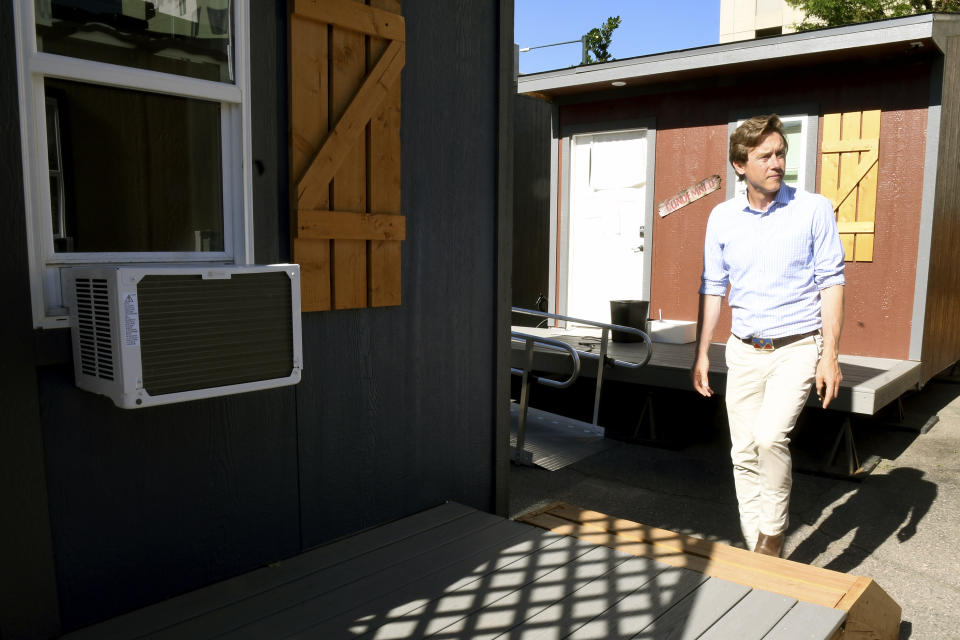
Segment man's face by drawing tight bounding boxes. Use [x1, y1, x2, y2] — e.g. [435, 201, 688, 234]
[733, 130, 786, 198]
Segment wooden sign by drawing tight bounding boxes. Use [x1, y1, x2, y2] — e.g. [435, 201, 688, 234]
[658, 174, 722, 218]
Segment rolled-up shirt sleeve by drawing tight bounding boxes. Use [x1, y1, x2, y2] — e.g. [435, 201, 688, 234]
[811, 196, 846, 289]
[699, 208, 729, 296]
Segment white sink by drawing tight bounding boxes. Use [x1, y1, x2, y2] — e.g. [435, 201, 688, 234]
[647, 319, 697, 344]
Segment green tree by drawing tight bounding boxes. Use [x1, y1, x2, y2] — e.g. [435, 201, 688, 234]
[583, 16, 621, 64]
[785, 0, 960, 30]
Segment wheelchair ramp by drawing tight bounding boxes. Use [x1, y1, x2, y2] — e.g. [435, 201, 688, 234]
[510, 403, 620, 471]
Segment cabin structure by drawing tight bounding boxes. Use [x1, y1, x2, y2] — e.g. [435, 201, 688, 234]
[0, 2, 910, 638]
[514, 13, 960, 392]
[0, 1, 514, 637]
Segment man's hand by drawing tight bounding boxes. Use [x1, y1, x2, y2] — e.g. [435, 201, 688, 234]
[692, 294, 722, 398]
[815, 352, 842, 409]
[691, 354, 713, 397]
[817, 285, 844, 409]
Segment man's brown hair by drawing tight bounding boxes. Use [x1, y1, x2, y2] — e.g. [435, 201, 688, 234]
[729, 115, 787, 181]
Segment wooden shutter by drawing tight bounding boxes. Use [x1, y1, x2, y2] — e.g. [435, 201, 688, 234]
[290, 0, 405, 311]
[819, 110, 880, 262]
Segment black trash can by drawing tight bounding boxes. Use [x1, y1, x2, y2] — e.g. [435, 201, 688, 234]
[610, 300, 649, 343]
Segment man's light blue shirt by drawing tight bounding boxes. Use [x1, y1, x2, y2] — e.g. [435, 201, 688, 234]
[699, 184, 845, 339]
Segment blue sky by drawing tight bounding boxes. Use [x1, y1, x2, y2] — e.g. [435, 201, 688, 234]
[516, 0, 722, 75]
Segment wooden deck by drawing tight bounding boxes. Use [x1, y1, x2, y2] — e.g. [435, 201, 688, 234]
[511, 326, 922, 416]
[59, 502, 882, 640]
[519, 503, 900, 640]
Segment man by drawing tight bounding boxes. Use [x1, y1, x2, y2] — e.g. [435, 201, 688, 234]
[691, 115, 845, 557]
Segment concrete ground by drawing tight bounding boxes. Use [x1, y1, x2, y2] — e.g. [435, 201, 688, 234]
[508, 374, 960, 639]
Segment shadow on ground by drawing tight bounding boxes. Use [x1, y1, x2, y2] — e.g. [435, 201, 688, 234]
[787, 467, 936, 571]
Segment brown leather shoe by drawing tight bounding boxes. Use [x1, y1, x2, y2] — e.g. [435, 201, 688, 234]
[754, 532, 784, 557]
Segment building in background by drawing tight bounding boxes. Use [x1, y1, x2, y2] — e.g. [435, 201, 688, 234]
[515, 13, 960, 387]
[719, 0, 806, 41]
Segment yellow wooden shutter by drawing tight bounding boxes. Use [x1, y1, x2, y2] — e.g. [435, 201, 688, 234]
[290, 0, 405, 311]
[819, 110, 879, 262]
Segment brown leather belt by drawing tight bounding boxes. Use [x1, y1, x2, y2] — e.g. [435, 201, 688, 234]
[739, 329, 819, 351]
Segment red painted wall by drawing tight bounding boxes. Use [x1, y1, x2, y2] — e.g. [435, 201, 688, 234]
[559, 59, 931, 359]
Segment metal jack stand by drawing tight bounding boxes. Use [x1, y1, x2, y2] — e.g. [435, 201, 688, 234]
[822, 415, 881, 478]
[630, 392, 657, 441]
[885, 395, 939, 434]
[825, 416, 860, 476]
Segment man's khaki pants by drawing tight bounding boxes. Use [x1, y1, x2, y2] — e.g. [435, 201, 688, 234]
[724, 334, 821, 550]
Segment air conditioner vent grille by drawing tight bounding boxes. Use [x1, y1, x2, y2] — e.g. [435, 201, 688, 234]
[137, 272, 294, 395]
[74, 278, 115, 380]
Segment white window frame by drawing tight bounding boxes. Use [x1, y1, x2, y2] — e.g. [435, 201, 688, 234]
[13, 0, 254, 329]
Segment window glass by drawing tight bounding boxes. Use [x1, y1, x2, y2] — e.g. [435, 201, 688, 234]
[46, 98, 67, 242]
[45, 77, 225, 253]
[35, 0, 233, 83]
[782, 119, 803, 186]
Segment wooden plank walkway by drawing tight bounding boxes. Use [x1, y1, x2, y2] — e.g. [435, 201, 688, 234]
[511, 326, 921, 416]
[61, 502, 874, 640]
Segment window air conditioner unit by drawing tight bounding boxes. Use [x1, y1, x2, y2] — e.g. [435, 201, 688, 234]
[62, 264, 302, 409]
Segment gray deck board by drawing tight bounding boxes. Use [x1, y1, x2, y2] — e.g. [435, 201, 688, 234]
[631, 577, 751, 640]
[346, 534, 607, 640]
[762, 600, 847, 639]
[62, 501, 478, 640]
[150, 509, 507, 639]
[416, 544, 635, 640]
[697, 589, 798, 639]
[346, 533, 608, 640]
[299, 528, 572, 640]
[226, 519, 558, 639]
[492, 555, 671, 640]
[62, 504, 846, 640]
[70, 507, 500, 640]
[512, 326, 921, 415]
[565, 566, 708, 640]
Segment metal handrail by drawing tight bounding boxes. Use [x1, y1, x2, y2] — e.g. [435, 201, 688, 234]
[510, 333, 582, 388]
[510, 306, 653, 430]
[512, 307, 653, 368]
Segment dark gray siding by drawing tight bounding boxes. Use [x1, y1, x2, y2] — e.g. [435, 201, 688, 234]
[495, 0, 515, 516]
[1, 1, 506, 634]
[922, 35, 960, 382]
[295, 0, 500, 546]
[0, 4, 61, 638]
[39, 376, 301, 629]
[512, 95, 553, 321]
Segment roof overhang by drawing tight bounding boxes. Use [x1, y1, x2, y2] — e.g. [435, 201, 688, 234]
[518, 13, 960, 100]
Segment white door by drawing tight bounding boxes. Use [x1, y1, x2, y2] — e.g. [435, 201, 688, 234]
[566, 129, 647, 325]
